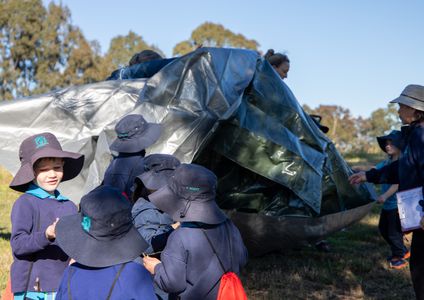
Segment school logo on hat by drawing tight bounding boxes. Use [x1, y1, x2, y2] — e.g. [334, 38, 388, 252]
[9, 132, 84, 192]
[110, 114, 162, 153]
[34, 136, 49, 148]
[148, 164, 227, 225]
[56, 186, 149, 268]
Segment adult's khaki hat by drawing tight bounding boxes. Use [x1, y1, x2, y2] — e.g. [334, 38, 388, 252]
[390, 84, 424, 111]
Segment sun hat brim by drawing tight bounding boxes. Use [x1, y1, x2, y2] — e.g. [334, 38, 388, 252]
[376, 131, 402, 153]
[56, 213, 149, 268]
[148, 185, 227, 225]
[110, 123, 162, 153]
[390, 95, 424, 112]
[376, 136, 388, 153]
[9, 147, 84, 192]
[139, 169, 173, 191]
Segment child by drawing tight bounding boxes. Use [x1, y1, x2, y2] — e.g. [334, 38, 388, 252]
[9, 132, 84, 299]
[143, 164, 248, 300]
[103, 114, 161, 200]
[55, 185, 156, 300]
[131, 154, 181, 254]
[375, 130, 409, 269]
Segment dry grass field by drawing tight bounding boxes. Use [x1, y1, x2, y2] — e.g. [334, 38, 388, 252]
[0, 165, 415, 299]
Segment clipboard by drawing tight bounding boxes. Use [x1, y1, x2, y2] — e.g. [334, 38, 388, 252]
[396, 187, 424, 232]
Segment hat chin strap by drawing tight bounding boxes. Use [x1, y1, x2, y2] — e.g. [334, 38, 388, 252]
[179, 200, 192, 218]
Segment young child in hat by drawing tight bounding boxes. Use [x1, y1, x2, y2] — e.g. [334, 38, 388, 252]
[131, 154, 181, 255]
[9, 132, 85, 300]
[55, 185, 156, 300]
[375, 130, 409, 269]
[103, 114, 161, 200]
[143, 164, 248, 300]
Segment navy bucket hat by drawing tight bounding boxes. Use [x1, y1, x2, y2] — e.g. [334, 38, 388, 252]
[56, 185, 149, 268]
[136, 154, 181, 191]
[376, 130, 403, 153]
[9, 132, 84, 192]
[110, 114, 162, 153]
[148, 164, 227, 225]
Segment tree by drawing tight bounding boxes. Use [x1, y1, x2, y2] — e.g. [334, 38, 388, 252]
[0, 0, 107, 100]
[62, 28, 110, 86]
[356, 103, 401, 153]
[304, 104, 358, 153]
[104, 31, 164, 69]
[173, 22, 259, 56]
[0, 0, 46, 99]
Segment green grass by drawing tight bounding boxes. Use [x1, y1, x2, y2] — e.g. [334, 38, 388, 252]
[0, 166, 415, 299]
[241, 207, 414, 299]
[0, 167, 19, 293]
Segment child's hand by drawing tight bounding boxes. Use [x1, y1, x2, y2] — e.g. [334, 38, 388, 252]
[377, 195, 386, 204]
[143, 256, 161, 274]
[45, 218, 59, 241]
[171, 222, 180, 229]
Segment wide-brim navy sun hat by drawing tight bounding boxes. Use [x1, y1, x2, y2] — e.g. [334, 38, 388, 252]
[376, 130, 403, 153]
[9, 132, 84, 192]
[110, 114, 162, 153]
[139, 169, 174, 191]
[137, 153, 181, 190]
[56, 214, 148, 268]
[148, 164, 227, 225]
[56, 185, 149, 268]
[149, 184, 227, 224]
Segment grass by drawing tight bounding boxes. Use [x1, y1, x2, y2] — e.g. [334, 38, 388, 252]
[0, 166, 19, 293]
[0, 166, 415, 299]
[240, 209, 414, 299]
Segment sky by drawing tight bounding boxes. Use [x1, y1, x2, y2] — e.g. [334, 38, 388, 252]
[45, 0, 424, 118]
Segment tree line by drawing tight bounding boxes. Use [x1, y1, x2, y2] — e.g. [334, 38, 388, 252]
[0, 0, 400, 154]
[0, 0, 259, 100]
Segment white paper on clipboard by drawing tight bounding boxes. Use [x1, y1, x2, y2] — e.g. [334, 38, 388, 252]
[396, 187, 424, 232]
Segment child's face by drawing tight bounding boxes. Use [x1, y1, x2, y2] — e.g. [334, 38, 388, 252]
[385, 140, 400, 156]
[33, 158, 64, 194]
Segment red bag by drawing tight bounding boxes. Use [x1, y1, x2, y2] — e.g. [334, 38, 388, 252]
[1, 276, 13, 300]
[216, 272, 248, 300]
[202, 223, 248, 300]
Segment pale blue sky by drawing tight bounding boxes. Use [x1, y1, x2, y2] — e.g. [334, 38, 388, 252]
[46, 0, 424, 118]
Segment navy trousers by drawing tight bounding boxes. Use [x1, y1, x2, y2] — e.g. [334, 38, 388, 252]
[378, 208, 407, 258]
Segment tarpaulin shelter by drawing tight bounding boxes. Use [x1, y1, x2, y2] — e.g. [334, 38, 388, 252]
[0, 48, 375, 255]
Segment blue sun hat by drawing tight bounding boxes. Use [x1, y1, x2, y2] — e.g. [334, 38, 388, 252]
[56, 185, 149, 267]
[148, 164, 227, 225]
[376, 130, 403, 153]
[136, 154, 181, 191]
[109, 114, 162, 153]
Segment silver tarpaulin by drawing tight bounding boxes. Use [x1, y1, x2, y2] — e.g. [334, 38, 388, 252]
[0, 48, 374, 255]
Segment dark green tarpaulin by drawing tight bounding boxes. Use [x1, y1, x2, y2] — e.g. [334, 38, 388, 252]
[133, 47, 375, 254]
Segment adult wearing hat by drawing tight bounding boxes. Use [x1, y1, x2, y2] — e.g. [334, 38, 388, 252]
[103, 114, 161, 200]
[143, 164, 248, 300]
[55, 185, 156, 300]
[349, 84, 424, 298]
